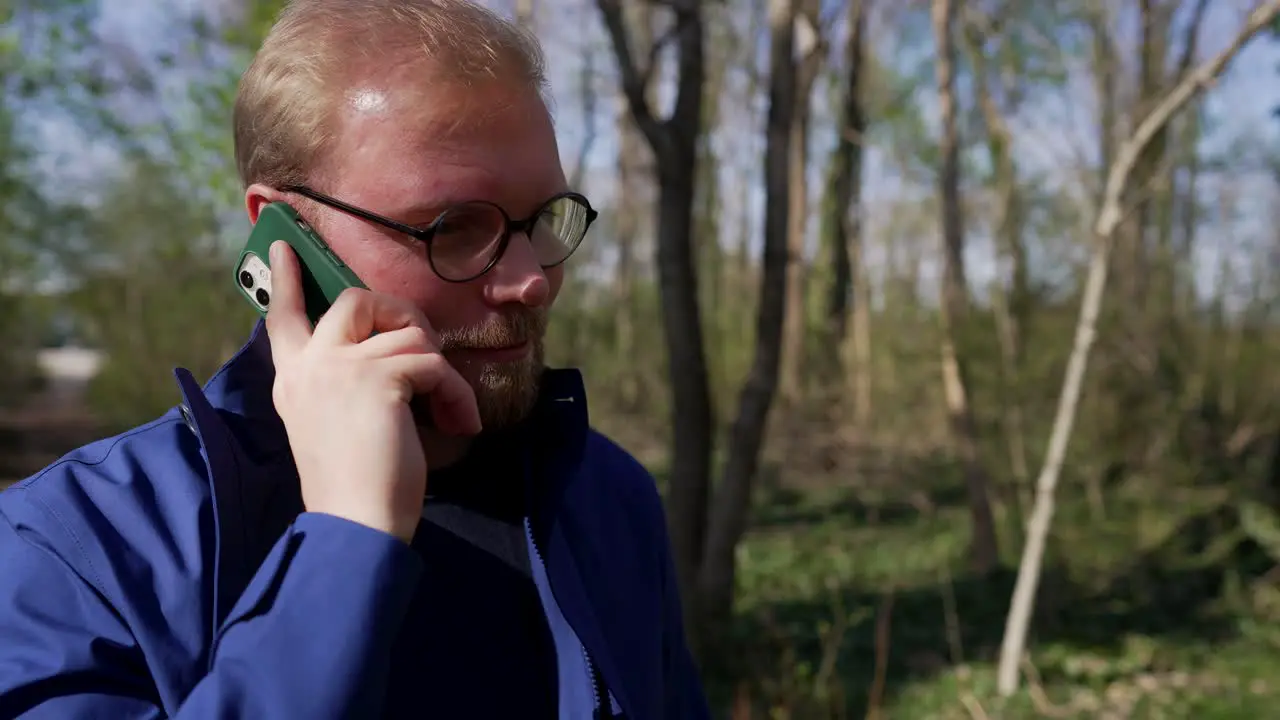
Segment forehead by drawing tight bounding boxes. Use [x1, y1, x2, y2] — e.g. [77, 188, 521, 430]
[322, 70, 564, 216]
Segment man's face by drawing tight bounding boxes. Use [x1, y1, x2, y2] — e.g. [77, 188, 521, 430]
[285, 70, 568, 429]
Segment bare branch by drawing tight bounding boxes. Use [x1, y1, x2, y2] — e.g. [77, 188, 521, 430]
[595, 0, 666, 149]
[665, 2, 704, 149]
[1173, 0, 1211, 79]
[1096, 0, 1278, 239]
[640, 23, 680, 91]
[567, 39, 600, 190]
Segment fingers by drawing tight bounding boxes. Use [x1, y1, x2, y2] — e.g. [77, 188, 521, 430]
[262, 250, 470, 433]
[383, 353, 482, 436]
[357, 325, 438, 359]
[313, 287, 434, 347]
[263, 241, 314, 359]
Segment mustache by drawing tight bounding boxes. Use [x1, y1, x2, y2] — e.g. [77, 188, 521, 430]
[437, 307, 547, 351]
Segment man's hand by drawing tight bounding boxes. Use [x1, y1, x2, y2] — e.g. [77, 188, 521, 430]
[264, 240, 482, 544]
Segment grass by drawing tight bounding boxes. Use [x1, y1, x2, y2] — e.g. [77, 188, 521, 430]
[711, 475, 1280, 719]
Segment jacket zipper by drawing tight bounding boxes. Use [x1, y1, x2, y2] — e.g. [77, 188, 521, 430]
[525, 519, 608, 717]
[582, 645, 604, 718]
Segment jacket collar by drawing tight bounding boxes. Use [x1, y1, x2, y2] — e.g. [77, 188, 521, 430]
[170, 319, 591, 623]
[170, 322, 627, 714]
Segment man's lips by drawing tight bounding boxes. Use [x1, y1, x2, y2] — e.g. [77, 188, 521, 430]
[447, 341, 532, 363]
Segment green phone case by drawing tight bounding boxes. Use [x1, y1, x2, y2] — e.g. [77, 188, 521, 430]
[235, 202, 437, 427]
[234, 202, 367, 327]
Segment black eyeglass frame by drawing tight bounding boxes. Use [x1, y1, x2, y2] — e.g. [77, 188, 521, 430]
[280, 184, 599, 283]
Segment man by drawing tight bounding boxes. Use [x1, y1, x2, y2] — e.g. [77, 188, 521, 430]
[0, 0, 710, 718]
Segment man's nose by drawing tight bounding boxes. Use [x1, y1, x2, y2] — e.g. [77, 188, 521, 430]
[483, 231, 551, 307]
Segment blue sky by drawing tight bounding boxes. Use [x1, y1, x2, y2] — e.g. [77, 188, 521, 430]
[26, 0, 1280, 304]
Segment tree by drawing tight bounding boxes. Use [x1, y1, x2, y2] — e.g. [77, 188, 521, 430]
[777, 0, 825, 405]
[995, 0, 1280, 695]
[608, 1, 655, 412]
[697, 0, 799, 644]
[595, 0, 713, 619]
[67, 160, 255, 429]
[599, 0, 810, 656]
[820, 0, 872, 428]
[932, 0, 1000, 573]
[0, 0, 106, 401]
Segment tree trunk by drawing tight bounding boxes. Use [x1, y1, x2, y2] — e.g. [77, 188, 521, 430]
[596, 0, 711, 624]
[778, 1, 824, 405]
[823, 0, 869, 426]
[995, 0, 1280, 694]
[1167, 2, 1211, 320]
[961, 11, 1031, 518]
[735, 0, 767, 352]
[696, 0, 797, 643]
[613, 2, 655, 412]
[850, 224, 873, 428]
[932, 0, 999, 574]
[698, 6, 734, 420]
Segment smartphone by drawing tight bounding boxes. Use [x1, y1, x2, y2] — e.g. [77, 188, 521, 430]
[234, 202, 435, 426]
[233, 201, 366, 326]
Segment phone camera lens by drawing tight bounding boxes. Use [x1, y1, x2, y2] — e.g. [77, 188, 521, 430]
[239, 271, 254, 289]
[255, 288, 270, 307]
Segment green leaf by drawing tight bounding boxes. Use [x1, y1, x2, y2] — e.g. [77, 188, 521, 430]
[1239, 500, 1280, 563]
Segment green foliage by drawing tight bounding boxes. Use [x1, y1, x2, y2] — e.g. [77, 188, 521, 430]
[869, 54, 941, 177]
[0, 290, 46, 403]
[1239, 501, 1280, 564]
[168, 0, 291, 209]
[6, 0, 126, 140]
[66, 160, 256, 430]
[0, 0, 108, 404]
[220, 1, 290, 52]
[707, 473, 1280, 718]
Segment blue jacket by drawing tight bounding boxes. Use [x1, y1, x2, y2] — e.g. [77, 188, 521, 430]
[0, 322, 710, 719]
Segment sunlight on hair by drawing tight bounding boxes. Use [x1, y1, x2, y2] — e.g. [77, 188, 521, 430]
[233, 0, 547, 191]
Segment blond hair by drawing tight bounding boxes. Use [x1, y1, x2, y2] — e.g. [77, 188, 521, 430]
[233, 0, 547, 190]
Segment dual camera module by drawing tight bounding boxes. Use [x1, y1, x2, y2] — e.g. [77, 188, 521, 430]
[239, 218, 314, 311]
[239, 269, 271, 309]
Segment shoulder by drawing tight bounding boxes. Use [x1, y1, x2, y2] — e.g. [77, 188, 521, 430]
[583, 429, 658, 488]
[0, 405, 213, 601]
[583, 429, 653, 477]
[580, 429, 667, 526]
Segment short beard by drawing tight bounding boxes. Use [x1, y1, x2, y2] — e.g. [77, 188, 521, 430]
[438, 307, 547, 430]
[472, 338, 544, 429]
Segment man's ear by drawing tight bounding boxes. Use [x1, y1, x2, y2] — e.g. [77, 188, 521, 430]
[245, 183, 286, 224]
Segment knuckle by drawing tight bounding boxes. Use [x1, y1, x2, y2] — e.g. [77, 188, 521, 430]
[424, 354, 462, 388]
[403, 325, 434, 351]
[333, 287, 368, 309]
[398, 352, 447, 386]
[420, 351, 448, 372]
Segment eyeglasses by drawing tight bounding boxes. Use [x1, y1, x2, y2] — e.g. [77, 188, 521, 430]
[281, 185, 598, 283]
